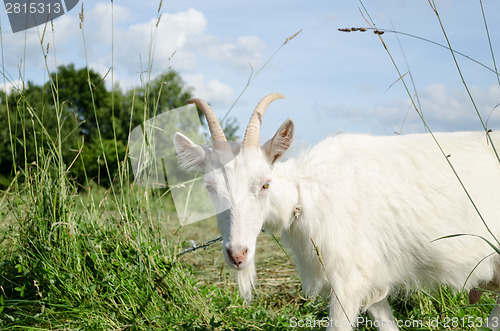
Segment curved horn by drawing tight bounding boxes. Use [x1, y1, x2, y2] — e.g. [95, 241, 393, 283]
[187, 98, 227, 143]
[242, 93, 285, 149]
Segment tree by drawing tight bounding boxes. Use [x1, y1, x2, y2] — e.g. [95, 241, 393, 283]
[48, 64, 112, 139]
[0, 66, 240, 189]
[123, 71, 193, 123]
[0, 81, 81, 188]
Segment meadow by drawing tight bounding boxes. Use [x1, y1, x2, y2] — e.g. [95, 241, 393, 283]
[1, 1, 499, 330]
[0, 166, 497, 330]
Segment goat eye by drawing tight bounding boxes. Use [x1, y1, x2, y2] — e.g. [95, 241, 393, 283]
[261, 183, 270, 190]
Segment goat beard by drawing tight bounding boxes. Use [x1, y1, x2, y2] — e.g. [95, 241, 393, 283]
[235, 261, 256, 303]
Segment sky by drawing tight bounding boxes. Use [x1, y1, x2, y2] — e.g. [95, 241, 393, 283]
[1, 0, 500, 146]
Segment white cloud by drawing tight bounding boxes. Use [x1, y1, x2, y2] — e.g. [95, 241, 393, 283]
[184, 74, 234, 106]
[1, 26, 47, 73]
[0, 79, 23, 93]
[100, 7, 207, 74]
[323, 84, 500, 135]
[416, 84, 500, 131]
[199, 35, 266, 72]
[77, 4, 267, 84]
[0, 3, 267, 104]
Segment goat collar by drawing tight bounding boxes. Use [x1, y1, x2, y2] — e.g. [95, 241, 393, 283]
[292, 184, 302, 220]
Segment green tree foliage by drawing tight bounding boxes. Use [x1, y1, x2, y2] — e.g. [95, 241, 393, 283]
[50, 64, 110, 139]
[126, 71, 193, 120]
[0, 65, 239, 189]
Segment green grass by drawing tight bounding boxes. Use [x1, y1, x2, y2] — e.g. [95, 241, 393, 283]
[0, 148, 326, 329]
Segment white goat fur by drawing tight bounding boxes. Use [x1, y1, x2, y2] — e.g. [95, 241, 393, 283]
[174, 115, 500, 330]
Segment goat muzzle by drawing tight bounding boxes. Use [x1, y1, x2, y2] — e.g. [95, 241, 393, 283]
[226, 247, 248, 268]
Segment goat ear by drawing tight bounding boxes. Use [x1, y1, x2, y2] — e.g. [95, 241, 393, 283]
[173, 132, 206, 171]
[262, 119, 294, 164]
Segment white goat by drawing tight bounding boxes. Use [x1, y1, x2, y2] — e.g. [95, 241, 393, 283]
[173, 93, 500, 330]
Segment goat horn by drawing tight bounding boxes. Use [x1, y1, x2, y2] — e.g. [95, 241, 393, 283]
[242, 93, 285, 149]
[187, 98, 227, 145]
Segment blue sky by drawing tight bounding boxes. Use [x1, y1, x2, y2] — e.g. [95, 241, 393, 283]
[1, 0, 500, 146]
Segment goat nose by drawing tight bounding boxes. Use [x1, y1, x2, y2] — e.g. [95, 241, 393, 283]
[226, 247, 248, 267]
